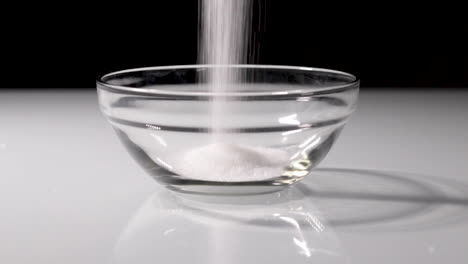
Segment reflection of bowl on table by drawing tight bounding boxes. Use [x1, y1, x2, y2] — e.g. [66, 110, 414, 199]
[113, 185, 344, 264]
[97, 65, 359, 193]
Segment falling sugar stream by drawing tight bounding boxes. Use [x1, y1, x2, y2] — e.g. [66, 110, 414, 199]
[198, 0, 252, 137]
[175, 0, 291, 182]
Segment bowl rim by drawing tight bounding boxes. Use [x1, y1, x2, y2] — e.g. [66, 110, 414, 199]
[96, 64, 359, 97]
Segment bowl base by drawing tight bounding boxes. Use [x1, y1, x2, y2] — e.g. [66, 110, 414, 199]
[156, 176, 303, 195]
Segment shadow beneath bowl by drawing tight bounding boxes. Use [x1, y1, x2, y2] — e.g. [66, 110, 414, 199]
[112, 168, 468, 263]
[299, 168, 468, 232]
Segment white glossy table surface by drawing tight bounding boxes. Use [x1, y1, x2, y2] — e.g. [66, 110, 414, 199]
[1, 89, 467, 263]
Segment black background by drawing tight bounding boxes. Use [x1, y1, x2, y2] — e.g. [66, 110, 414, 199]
[0, 1, 466, 89]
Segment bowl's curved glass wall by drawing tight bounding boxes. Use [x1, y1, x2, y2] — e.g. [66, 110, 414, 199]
[97, 65, 359, 193]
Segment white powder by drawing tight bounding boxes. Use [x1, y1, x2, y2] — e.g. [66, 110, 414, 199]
[198, 0, 252, 135]
[187, 1, 279, 182]
[198, 0, 251, 69]
[178, 143, 289, 182]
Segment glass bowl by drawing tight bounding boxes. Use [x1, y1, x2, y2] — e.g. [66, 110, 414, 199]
[97, 65, 359, 194]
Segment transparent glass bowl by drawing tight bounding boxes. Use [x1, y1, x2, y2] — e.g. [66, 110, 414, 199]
[97, 65, 359, 194]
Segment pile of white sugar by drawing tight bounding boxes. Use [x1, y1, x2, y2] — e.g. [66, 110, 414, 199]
[183, 1, 281, 182]
[177, 143, 289, 182]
